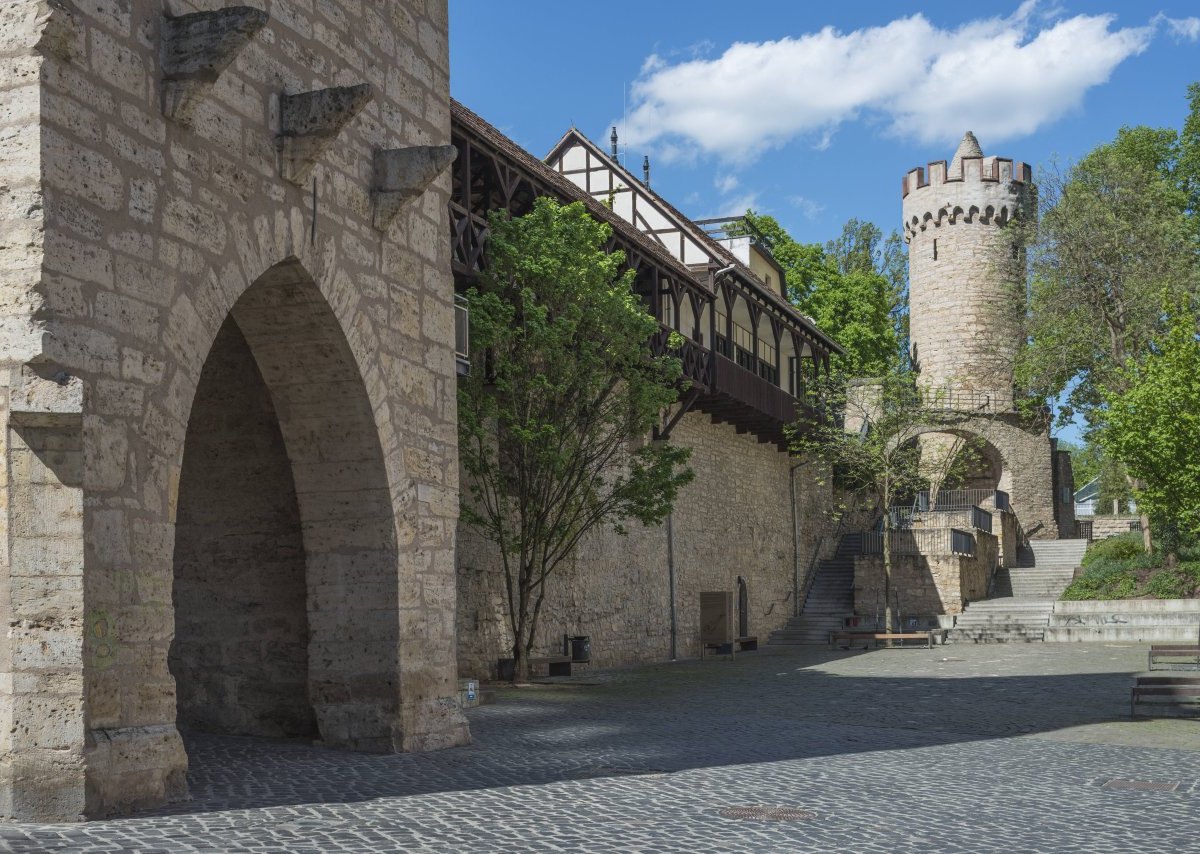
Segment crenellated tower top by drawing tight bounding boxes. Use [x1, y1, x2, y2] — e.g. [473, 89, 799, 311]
[902, 131, 1034, 405]
[901, 132, 1033, 243]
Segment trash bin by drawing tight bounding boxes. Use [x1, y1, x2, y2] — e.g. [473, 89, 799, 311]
[566, 635, 591, 663]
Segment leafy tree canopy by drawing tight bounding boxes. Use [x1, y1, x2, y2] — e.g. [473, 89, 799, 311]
[1098, 302, 1200, 554]
[1015, 83, 1200, 427]
[458, 197, 693, 681]
[734, 212, 907, 376]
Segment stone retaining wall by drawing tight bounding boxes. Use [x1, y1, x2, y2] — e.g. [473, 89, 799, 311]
[1046, 600, 1200, 642]
[853, 530, 999, 617]
[455, 411, 833, 678]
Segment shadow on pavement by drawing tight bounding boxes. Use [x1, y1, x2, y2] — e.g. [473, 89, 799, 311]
[132, 644, 1164, 818]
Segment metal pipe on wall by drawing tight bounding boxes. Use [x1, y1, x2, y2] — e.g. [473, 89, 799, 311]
[667, 512, 677, 660]
[790, 462, 803, 618]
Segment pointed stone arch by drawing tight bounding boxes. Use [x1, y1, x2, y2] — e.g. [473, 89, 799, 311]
[170, 258, 402, 753]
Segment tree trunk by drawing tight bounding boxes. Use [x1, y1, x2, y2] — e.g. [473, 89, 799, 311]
[511, 637, 530, 685]
[882, 511, 894, 635]
[1126, 473, 1152, 553]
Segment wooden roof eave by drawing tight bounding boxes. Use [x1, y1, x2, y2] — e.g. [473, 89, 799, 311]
[548, 128, 842, 355]
[451, 101, 711, 302]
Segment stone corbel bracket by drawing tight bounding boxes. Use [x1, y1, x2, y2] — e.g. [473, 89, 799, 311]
[161, 6, 269, 125]
[372, 145, 458, 231]
[8, 363, 83, 428]
[278, 84, 374, 185]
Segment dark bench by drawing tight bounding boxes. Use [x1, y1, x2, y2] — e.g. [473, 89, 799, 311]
[1131, 674, 1200, 718]
[829, 630, 940, 650]
[497, 655, 573, 680]
[702, 636, 759, 658]
[1148, 645, 1200, 671]
[531, 655, 573, 677]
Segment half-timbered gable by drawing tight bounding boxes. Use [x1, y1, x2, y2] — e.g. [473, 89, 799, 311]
[546, 129, 842, 447]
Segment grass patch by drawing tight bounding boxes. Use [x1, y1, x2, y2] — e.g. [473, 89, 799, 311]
[1061, 532, 1200, 600]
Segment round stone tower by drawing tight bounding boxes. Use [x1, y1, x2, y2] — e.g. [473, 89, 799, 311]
[902, 132, 1034, 407]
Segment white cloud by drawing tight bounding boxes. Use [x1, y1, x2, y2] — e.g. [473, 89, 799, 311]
[1157, 14, 1200, 42]
[789, 195, 825, 220]
[703, 191, 761, 220]
[621, 3, 1153, 160]
[714, 174, 739, 193]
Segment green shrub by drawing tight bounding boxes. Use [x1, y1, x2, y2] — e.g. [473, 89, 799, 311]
[1061, 560, 1139, 600]
[1145, 568, 1191, 599]
[1081, 532, 1143, 566]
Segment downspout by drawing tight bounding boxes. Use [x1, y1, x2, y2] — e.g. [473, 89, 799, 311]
[667, 512, 677, 660]
[790, 461, 803, 618]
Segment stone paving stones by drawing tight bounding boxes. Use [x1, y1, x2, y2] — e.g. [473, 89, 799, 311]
[1, 643, 1198, 852]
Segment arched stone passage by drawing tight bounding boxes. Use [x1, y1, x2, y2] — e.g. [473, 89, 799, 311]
[919, 428, 1012, 500]
[171, 259, 401, 752]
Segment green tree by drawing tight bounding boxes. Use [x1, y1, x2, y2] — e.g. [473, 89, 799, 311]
[1016, 144, 1197, 423]
[734, 212, 905, 375]
[1095, 454, 1133, 516]
[805, 269, 897, 377]
[1017, 83, 1200, 427]
[1060, 440, 1132, 515]
[458, 198, 693, 682]
[1098, 303, 1200, 559]
[1059, 440, 1101, 487]
[1014, 86, 1200, 547]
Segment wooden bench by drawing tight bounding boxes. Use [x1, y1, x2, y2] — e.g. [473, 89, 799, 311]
[1148, 645, 1200, 671]
[497, 655, 573, 680]
[829, 630, 939, 650]
[702, 636, 759, 658]
[1131, 674, 1200, 718]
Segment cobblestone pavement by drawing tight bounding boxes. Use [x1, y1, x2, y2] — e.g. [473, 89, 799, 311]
[4, 643, 1200, 852]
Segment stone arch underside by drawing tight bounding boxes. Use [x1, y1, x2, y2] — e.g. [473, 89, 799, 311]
[913, 415, 1058, 538]
[171, 259, 401, 752]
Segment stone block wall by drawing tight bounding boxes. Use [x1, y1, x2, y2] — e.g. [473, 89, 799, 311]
[1052, 445, 1076, 538]
[1085, 516, 1142, 541]
[919, 413, 1061, 540]
[1, 0, 466, 820]
[854, 531, 998, 617]
[169, 319, 314, 740]
[455, 412, 833, 678]
[903, 154, 1031, 402]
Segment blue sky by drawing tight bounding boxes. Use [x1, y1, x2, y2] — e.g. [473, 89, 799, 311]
[449, 1, 1200, 443]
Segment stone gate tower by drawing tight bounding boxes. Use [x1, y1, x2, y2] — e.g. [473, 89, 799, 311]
[901, 133, 1073, 540]
[902, 131, 1033, 407]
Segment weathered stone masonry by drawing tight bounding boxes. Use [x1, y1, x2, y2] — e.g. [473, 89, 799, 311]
[0, 0, 467, 821]
[457, 409, 832, 679]
[903, 134, 1069, 539]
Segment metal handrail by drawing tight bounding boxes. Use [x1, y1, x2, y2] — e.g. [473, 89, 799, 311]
[454, 294, 470, 377]
[861, 527, 977, 557]
[915, 489, 1010, 513]
[797, 515, 844, 615]
[888, 504, 993, 534]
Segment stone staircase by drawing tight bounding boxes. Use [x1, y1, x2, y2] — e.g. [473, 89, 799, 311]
[769, 533, 860, 645]
[947, 539, 1087, 644]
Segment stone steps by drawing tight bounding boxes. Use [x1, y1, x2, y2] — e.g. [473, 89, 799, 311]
[946, 595, 1054, 644]
[770, 533, 858, 646]
[970, 552, 1079, 643]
